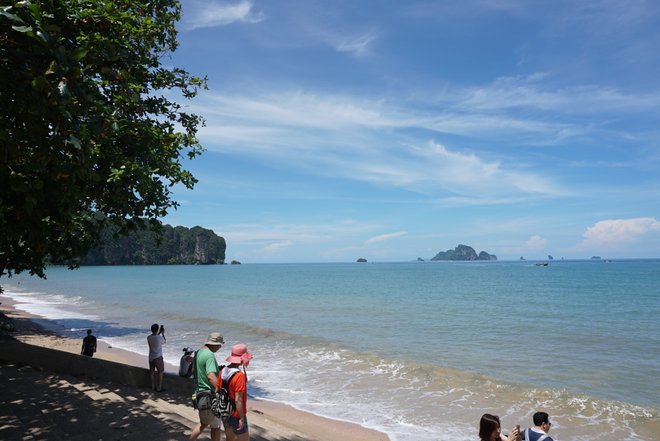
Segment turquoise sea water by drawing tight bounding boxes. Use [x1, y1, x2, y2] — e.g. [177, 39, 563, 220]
[3, 260, 659, 440]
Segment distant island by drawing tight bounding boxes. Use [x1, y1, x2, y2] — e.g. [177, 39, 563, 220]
[74, 224, 226, 265]
[431, 244, 497, 261]
[357, 258, 367, 263]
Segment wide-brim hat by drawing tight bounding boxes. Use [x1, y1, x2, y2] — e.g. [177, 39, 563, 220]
[205, 332, 225, 346]
[226, 343, 253, 366]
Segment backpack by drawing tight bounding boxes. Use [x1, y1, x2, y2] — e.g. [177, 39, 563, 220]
[211, 366, 240, 419]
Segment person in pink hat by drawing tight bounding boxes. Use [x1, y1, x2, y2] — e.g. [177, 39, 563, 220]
[219, 343, 253, 441]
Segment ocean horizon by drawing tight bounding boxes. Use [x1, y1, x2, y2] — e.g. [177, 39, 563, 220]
[2, 259, 658, 440]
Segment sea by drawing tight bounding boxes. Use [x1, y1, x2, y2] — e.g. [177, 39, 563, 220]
[2, 260, 658, 441]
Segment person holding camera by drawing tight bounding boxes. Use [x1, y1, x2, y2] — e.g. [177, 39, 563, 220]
[479, 413, 521, 441]
[147, 323, 166, 392]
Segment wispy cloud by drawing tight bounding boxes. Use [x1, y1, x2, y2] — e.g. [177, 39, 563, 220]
[183, 64, 660, 211]
[217, 221, 379, 245]
[193, 89, 571, 201]
[262, 240, 293, 253]
[182, 0, 264, 30]
[335, 31, 378, 57]
[365, 231, 407, 245]
[212, 220, 384, 261]
[456, 74, 660, 114]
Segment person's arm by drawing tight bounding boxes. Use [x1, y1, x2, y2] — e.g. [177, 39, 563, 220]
[234, 390, 246, 430]
[81, 339, 84, 355]
[93, 338, 97, 353]
[504, 426, 520, 441]
[207, 371, 218, 389]
[159, 325, 166, 342]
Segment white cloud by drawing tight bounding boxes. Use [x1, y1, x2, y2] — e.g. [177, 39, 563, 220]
[580, 217, 660, 248]
[365, 231, 407, 245]
[183, 0, 264, 30]
[525, 235, 548, 249]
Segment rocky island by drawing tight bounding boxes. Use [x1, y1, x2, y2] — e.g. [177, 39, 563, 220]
[431, 244, 497, 261]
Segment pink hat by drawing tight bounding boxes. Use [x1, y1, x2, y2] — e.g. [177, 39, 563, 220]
[226, 343, 253, 366]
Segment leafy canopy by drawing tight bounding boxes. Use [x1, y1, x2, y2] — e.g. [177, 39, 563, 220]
[0, 0, 207, 278]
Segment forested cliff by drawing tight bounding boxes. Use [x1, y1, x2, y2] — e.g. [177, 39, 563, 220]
[79, 224, 226, 265]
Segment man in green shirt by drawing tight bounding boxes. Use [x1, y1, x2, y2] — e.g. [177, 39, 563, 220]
[189, 332, 224, 441]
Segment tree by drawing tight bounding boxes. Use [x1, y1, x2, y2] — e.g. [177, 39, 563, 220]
[0, 0, 207, 278]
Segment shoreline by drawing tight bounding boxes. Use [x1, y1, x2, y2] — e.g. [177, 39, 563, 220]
[0, 293, 390, 441]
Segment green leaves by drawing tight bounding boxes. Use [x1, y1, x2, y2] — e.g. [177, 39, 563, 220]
[1, 0, 207, 278]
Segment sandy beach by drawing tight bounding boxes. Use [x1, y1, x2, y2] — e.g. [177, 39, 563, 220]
[0, 294, 390, 441]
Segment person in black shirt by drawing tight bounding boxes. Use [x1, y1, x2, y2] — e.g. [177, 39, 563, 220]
[81, 329, 97, 357]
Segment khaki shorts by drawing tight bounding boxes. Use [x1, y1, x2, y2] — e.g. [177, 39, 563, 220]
[199, 408, 222, 428]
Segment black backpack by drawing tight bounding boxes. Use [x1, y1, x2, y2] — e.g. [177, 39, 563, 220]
[211, 366, 239, 419]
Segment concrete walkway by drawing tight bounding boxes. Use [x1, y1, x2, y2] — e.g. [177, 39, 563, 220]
[0, 360, 198, 440]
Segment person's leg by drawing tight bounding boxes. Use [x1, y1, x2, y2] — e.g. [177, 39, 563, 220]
[197, 409, 220, 440]
[224, 426, 236, 441]
[210, 427, 221, 441]
[155, 357, 165, 391]
[188, 422, 206, 441]
[149, 359, 156, 390]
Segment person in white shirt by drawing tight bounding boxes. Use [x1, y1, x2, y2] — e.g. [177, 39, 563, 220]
[147, 323, 166, 391]
[179, 347, 195, 377]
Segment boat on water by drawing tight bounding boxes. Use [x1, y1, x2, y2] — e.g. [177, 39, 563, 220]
[535, 262, 549, 266]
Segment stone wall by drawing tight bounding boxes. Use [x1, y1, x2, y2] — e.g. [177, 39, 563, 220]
[0, 340, 194, 395]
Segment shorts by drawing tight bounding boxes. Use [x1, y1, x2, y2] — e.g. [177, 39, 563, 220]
[149, 356, 164, 372]
[199, 408, 222, 428]
[223, 415, 249, 435]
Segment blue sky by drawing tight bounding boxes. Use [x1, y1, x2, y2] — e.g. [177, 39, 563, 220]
[164, 0, 660, 262]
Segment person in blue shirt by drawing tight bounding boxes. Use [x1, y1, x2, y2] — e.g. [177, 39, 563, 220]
[521, 412, 554, 441]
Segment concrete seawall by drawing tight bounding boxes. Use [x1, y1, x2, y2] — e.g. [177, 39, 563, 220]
[0, 339, 195, 396]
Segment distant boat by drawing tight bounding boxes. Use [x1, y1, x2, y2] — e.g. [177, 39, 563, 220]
[535, 262, 549, 266]
[520, 256, 525, 260]
[548, 255, 554, 260]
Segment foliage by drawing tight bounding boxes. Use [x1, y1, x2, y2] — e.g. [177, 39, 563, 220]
[0, 0, 207, 278]
[78, 223, 226, 265]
